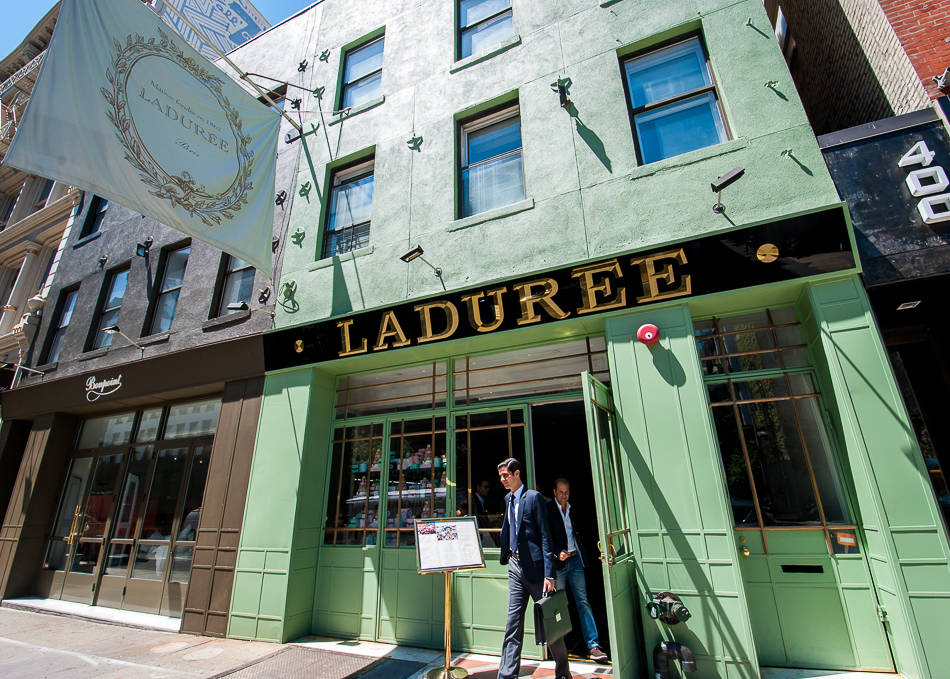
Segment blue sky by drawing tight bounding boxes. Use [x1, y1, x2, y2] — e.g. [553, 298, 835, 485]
[1, 1, 315, 63]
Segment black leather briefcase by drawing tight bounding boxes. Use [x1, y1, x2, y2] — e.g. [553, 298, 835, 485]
[534, 589, 572, 645]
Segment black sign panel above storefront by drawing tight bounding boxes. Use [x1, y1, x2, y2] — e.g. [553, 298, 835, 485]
[265, 206, 853, 371]
[820, 109, 950, 285]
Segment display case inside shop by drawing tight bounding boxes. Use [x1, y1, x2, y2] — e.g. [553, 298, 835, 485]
[385, 417, 447, 547]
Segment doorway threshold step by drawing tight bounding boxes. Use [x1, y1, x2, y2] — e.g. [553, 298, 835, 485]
[1, 597, 181, 632]
[761, 668, 902, 679]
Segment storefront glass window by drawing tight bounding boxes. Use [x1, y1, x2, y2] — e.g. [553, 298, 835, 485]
[336, 362, 447, 418]
[164, 399, 221, 439]
[135, 408, 163, 442]
[78, 412, 135, 448]
[139, 448, 189, 541]
[698, 309, 852, 552]
[385, 417, 448, 547]
[324, 424, 385, 546]
[455, 338, 608, 405]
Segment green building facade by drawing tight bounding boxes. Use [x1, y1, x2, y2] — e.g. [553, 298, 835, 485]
[227, 1, 950, 677]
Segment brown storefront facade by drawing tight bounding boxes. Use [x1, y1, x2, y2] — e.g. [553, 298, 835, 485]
[0, 335, 264, 636]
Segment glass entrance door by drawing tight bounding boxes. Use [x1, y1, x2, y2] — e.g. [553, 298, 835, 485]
[60, 452, 125, 603]
[581, 372, 638, 678]
[39, 399, 220, 616]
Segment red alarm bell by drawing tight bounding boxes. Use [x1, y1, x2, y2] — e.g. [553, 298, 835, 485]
[637, 323, 660, 345]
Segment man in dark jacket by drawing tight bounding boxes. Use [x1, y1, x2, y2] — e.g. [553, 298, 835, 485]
[548, 478, 608, 663]
[497, 458, 571, 679]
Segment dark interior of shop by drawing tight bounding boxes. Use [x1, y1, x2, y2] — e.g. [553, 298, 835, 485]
[530, 401, 611, 661]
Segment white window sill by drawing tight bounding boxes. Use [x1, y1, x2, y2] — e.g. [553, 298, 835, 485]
[450, 35, 522, 73]
[328, 96, 385, 126]
[448, 198, 534, 232]
[309, 244, 375, 270]
[628, 137, 749, 181]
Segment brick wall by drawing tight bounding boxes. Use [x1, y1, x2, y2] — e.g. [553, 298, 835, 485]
[880, 0, 950, 99]
[777, 0, 930, 133]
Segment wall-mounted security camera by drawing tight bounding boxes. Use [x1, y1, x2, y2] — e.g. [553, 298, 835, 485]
[711, 166, 746, 213]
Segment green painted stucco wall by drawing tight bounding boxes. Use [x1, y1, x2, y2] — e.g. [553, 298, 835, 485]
[228, 1, 950, 676]
[273, 0, 840, 328]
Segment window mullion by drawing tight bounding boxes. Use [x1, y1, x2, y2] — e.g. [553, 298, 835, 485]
[634, 83, 718, 116]
[463, 7, 511, 32]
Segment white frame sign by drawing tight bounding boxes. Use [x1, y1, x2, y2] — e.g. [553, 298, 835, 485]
[414, 516, 486, 574]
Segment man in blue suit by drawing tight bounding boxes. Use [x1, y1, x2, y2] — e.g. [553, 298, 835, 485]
[497, 457, 571, 679]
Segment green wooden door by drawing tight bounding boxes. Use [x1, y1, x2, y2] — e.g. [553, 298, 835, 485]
[582, 372, 639, 678]
[695, 310, 894, 671]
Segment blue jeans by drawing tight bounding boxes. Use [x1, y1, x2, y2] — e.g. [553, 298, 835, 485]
[554, 554, 600, 649]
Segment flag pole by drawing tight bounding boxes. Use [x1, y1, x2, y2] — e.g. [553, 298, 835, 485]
[156, 1, 303, 132]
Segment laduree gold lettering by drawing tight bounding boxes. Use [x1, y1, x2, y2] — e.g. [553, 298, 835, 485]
[512, 278, 571, 326]
[336, 318, 368, 357]
[414, 300, 460, 343]
[460, 287, 507, 333]
[374, 310, 412, 350]
[572, 259, 627, 315]
[630, 248, 692, 303]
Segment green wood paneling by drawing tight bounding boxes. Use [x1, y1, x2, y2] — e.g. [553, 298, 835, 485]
[804, 277, 950, 679]
[228, 368, 336, 642]
[606, 305, 759, 678]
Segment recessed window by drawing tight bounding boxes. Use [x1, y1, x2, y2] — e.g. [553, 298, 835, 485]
[458, 0, 513, 59]
[90, 267, 129, 350]
[80, 196, 109, 238]
[341, 36, 384, 110]
[146, 244, 190, 335]
[214, 254, 255, 317]
[460, 105, 524, 217]
[33, 179, 54, 212]
[323, 159, 374, 258]
[623, 36, 728, 164]
[42, 287, 78, 364]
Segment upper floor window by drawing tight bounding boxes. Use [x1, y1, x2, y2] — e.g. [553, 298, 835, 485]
[323, 159, 374, 258]
[42, 287, 78, 364]
[146, 244, 190, 335]
[90, 267, 129, 350]
[0, 195, 14, 230]
[80, 196, 109, 238]
[459, 0, 513, 59]
[623, 36, 728, 164]
[33, 179, 54, 212]
[214, 254, 255, 317]
[341, 36, 384, 110]
[460, 105, 524, 217]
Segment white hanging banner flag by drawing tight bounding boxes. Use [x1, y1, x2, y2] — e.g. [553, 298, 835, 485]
[4, 0, 280, 273]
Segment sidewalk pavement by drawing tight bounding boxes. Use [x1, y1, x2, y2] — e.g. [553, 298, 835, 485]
[0, 603, 902, 679]
[0, 605, 611, 678]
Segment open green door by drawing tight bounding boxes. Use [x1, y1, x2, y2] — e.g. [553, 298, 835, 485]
[582, 372, 640, 677]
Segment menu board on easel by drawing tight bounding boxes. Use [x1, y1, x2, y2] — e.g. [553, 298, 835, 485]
[415, 516, 486, 573]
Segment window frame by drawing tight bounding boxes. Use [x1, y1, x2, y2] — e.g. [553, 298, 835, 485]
[88, 266, 130, 351]
[80, 196, 109, 239]
[457, 0, 513, 60]
[339, 35, 385, 112]
[458, 103, 525, 219]
[211, 254, 255, 318]
[144, 242, 190, 336]
[322, 157, 375, 259]
[620, 34, 730, 166]
[41, 286, 79, 364]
